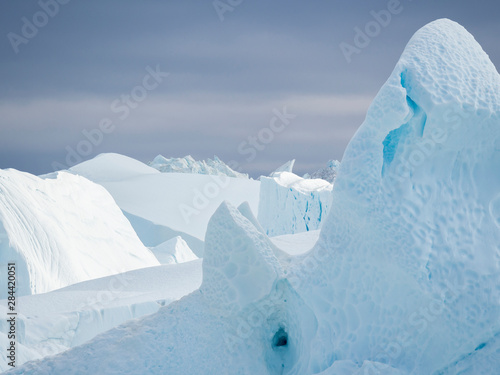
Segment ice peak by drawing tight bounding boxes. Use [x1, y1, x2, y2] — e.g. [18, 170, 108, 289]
[149, 154, 248, 178]
[201, 201, 283, 315]
[305, 18, 500, 372]
[271, 159, 295, 176]
[394, 18, 500, 111]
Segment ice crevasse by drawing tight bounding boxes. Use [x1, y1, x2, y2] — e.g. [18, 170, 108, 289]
[8, 19, 500, 375]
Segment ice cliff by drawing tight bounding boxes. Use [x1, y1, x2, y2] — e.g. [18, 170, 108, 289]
[258, 172, 333, 236]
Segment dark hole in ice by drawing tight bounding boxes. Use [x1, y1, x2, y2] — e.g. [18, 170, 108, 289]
[272, 327, 288, 348]
[475, 342, 486, 351]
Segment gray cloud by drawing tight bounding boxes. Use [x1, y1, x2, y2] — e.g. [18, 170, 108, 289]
[0, 0, 499, 177]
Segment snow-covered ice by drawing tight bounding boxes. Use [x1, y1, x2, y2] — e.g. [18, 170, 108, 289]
[67, 152, 160, 182]
[292, 18, 500, 373]
[122, 210, 205, 258]
[201, 202, 284, 315]
[0, 260, 201, 372]
[149, 154, 248, 179]
[270, 230, 320, 257]
[68, 153, 260, 244]
[0, 169, 158, 298]
[150, 236, 198, 265]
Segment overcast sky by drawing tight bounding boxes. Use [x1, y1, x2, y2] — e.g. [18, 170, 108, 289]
[1, 0, 499, 177]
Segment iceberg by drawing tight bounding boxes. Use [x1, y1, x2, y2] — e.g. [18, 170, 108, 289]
[258, 172, 333, 236]
[304, 159, 340, 183]
[150, 236, 198, 264]
[0, 169, 159, 298]
[292, 18, 500, 373]
[67, 152, 160, 182]
[68, 153, 260, 243]
[149, 154, 249, 179]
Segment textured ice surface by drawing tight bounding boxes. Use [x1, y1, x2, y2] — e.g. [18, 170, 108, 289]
[8, 202, 313, 374]
[237, 201, 295, 265]
[237, 201, 266, 234]
[304, 159, 340, 183]
[0, 169, 158, 298]
[149, 154, 248, 179]
[201, 202, 283, 315]
[258, 172, 332, 236]
[8, 19, 500, 374]
[316, 360, 404, 375]
[292, 18, 500, 373]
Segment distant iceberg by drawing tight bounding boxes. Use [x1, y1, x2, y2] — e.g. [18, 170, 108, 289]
[303, 159, 340, 183]
[258, 171, 332, 236]
[149, 154, 249, 179]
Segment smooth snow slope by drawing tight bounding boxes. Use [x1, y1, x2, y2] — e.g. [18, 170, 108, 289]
[9, 19, 500, 375]
[122, 210, 205, 257]
[103, 173, 260, 241]
[69, 153, 260, 241]
[68, 152, 160, 181]
[56, 154, 211, 251]
[0, 169, 159, 298]
[150, 236, 198, 264]
[0, 261, 201, 371]
[270, 230, 320, 256]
